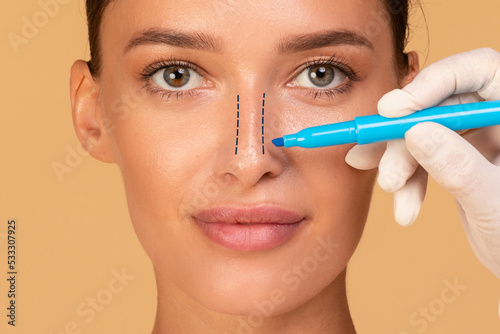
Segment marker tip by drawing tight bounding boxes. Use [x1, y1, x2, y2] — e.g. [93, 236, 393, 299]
[272, 137, 284, 147]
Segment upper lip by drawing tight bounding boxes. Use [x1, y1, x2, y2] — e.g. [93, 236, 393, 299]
[194, 204, 305, 225]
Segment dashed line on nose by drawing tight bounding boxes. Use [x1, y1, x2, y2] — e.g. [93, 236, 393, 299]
[262, 93, 266, 155]
[235, 95, 240, 155]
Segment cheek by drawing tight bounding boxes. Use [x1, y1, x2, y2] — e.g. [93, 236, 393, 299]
[300, 144, 377, 258]
[307, 145, 377, 215]
[313, 152, 376, 265]
[104, 104, 220, 253]
[260, 143, 376, 312]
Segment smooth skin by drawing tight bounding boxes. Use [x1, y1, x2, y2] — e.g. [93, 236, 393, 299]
[70, 0, 418, 333]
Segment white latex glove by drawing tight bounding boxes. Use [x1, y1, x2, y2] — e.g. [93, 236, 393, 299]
[345, 48, 500, 280]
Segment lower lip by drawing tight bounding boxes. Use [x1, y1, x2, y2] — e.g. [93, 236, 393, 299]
[194, 219, 304, 251]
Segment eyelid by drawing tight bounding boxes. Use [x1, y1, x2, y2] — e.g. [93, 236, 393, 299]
[139, 58, 213, 101]
[290, 56, 360, 85]
[140, 58, 207, 81]
[285, 56, 360, 101]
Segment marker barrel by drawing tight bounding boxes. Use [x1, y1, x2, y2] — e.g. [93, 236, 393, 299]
[355, 100, 500, 145]
[282, 100, 500, 148]
[283, 121, 357, 148]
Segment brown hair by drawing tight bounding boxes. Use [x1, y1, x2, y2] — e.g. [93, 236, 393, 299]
[86, 0, 416, 77]
[384, 0, 414, 76]
[86, 0, 114, 77]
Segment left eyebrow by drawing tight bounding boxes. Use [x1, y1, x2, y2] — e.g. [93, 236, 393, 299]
[123, 28, 223, 54]
[277, 30, 374, 53]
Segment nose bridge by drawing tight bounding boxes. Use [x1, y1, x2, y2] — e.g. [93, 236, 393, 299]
[213, 90, 283, 188]
[236, 92, 266, 156]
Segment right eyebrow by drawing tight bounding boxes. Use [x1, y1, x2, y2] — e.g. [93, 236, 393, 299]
[123, 28, 223, 54]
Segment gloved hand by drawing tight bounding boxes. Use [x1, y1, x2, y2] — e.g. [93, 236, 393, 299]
[345, 48, 500, 281]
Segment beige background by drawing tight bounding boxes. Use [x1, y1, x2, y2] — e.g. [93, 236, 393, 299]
[1, 0, 499, 333]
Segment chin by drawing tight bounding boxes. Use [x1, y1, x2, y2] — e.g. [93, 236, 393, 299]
[174, 248, 349, 318]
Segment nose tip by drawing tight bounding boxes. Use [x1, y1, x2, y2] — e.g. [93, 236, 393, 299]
[216, 93, 283, 188]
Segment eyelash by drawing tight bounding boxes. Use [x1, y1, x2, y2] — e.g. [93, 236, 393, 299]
[140, 57, 203, 101]
[293, 56, 360, 100]
[139, 56, 360, 101]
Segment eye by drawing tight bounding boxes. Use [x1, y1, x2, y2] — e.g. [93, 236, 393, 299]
[151, 66, 204, 91]
[294, 65, 348, 89]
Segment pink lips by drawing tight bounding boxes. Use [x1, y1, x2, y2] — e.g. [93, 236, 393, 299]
[193, 205, 305, 251]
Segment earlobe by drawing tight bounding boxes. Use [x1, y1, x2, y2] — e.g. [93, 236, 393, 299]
[400, 51, 420, 87]
[70, 60, 115, 163]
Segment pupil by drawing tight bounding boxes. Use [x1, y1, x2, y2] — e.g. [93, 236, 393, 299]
[308, 66, 335, 87]
[164, 67, 190, 88]
[316, 67, 326, 78]
[172, 69, 184, 79]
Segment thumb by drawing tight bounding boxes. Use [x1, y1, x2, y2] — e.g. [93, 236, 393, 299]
[404, 122, 499, 220]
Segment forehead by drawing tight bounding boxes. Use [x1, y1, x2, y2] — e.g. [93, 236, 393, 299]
[102, 0, 391, 53]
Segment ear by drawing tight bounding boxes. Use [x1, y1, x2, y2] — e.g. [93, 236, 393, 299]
[70, 60, 115, 163]
[399, 51, 420, 87]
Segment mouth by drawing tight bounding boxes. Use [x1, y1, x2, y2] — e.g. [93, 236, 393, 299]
[192, 204, 306, 251]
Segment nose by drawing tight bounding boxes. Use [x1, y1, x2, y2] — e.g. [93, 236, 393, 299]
[214, 92, 284, 189]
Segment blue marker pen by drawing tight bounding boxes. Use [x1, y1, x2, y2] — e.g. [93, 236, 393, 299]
[272, 100, 500, 148]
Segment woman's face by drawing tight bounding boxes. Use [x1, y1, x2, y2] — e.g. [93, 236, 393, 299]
[95, 0, 404, 316]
